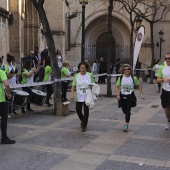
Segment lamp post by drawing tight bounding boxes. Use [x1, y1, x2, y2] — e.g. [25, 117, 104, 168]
[135, 16, 143, 31]
[158, 30, 164, 59]
[79, 0, 88, 62]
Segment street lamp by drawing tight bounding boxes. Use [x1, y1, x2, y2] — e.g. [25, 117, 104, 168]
[135, 16, 143, 31]
[158, 30, 165, 58]
[79, 0, 88, 62]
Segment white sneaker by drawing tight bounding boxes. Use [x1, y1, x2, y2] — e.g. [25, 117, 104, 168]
[165, 122, 170, 130]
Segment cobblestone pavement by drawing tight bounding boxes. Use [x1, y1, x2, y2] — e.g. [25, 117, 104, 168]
[1, 79, 170, 170]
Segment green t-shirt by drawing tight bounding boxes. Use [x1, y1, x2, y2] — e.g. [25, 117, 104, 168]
[61, 67, 68, 78]
[21, 69, 28, 84]
[43, 65, 52, 82]
[157, 65, 165, 78]
[116, 75, 139, 95]
[0, 70, 7, 102]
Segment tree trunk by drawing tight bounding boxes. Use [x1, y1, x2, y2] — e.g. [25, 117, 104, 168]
[150, 22, 154, 84]
[107, 0, 113, 97]
[31, 1, 61, 114]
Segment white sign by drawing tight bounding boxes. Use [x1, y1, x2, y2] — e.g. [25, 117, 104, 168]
[133, 26, 145, 73]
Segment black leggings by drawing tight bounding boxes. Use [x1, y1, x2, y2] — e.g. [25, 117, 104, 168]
[0, 102, 8, 140]
[61, 81, 69, 100]
[45, 84, 53, 104]
[121, 99, 132, 123]
[76, 102, 89, 127]
[158, 83, 161, 90]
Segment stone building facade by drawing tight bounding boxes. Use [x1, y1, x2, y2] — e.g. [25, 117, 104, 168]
[0, 0, 170, 67]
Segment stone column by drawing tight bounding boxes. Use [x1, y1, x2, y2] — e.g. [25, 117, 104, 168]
[8, 0, 22, 63]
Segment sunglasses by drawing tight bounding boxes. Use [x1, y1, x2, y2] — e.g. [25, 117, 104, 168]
[123, 68, 130, 71]
[165, 58, 170, 60]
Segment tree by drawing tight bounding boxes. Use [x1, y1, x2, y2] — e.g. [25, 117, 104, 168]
[132, 0, 169, 83]
[31, 0, 61, 114]
[107, 0, 114, 97]
[115, 0, 140, 66]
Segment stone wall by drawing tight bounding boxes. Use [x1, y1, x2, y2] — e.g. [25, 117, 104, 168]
[0, 0, 9, 64]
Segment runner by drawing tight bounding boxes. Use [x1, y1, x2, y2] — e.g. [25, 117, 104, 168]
[116, 64, 145, 132]
[157, 53, 170, 130]
[70, 62, 94, 132]
[153, 59, 162, 92]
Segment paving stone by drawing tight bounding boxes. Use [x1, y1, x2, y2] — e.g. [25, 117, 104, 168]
[59, 119, 118, 132]
[8, 113, 63, 126]
[66, 150, 108, 165]
[81, 142, 120, 154]
[0, 147, 68, 170]
[21, 130, 99, 150]
[4, 125, 34, 139]
[96, 160, 170, 170]
[90, 110, 125, 120]
[114, 138, 170, 160]
[134, 125, 170, 138]
[50, 160, 97, 170]
[148, 114, 167, 124]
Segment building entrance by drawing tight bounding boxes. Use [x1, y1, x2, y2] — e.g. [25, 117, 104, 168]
[96, 32, 116, 64]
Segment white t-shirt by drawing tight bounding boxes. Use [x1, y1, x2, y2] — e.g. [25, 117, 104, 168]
[57, 55, 63, 67]
[72, 72, 94, 102]
[8, 65, 16, 85]
[157, 65, 170, 91]
[121, 77, 134, 95]
[27, 70, 34, 84]
[116, 75, 139, 95]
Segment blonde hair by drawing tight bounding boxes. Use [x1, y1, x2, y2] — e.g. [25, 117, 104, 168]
[62, 61, 69, 67]
[120, 64, 133, 74]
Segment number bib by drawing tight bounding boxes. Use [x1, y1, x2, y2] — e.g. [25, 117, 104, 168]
[121, 85, 132, 95]
[77, 85, 89, 95]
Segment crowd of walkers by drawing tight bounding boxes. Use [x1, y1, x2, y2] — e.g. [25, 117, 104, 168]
[0, 49, 170, 145]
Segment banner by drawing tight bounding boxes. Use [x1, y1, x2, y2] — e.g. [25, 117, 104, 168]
[133, 26, 145, 73]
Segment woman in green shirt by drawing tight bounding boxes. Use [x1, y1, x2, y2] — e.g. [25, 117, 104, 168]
[116, 64, 145, 132]
[43, 57, 53, 107]
[61, 61, 71, 102]
[21, 60, 36, 113]
[70, 62, 94, 132]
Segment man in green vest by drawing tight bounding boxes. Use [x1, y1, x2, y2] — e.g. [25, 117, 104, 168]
[0, 57, 16, 144]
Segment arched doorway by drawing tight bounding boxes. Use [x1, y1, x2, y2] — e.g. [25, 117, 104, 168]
[96, 32, 116, 64]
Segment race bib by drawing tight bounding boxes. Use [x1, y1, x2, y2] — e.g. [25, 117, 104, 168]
[121, 85, 132, 95]
[77, 87, 89, 95]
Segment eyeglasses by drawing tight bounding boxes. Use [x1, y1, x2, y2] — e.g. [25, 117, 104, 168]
[165, 58, 170, 60]
[123, 68, 130, 71]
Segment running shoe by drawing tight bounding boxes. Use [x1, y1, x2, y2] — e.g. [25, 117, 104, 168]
[123, 125, 128, 132]
[81, 126, 86, 132]
[1, 137, 16, 144]
[165, 122, 170, 130]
